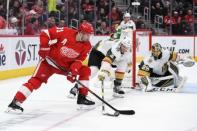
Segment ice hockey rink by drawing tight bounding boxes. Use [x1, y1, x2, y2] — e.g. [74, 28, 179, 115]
[0, 64, 197, 131]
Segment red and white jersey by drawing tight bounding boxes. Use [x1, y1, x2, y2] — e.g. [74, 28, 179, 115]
[40, 27, 92, 69]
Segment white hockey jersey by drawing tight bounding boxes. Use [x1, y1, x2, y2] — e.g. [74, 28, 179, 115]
[119, 20, 136, 30]
[100, 41, 131, 73]
[139, 49, 172, 76]
[96, 39, 119, 56]
[115, 20, 136, 40]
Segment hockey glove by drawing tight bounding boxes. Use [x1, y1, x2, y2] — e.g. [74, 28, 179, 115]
[178, 56, 195, 67]
[67, 72, 76, 83]
[38, 47, 50, 59]
[67, 61, 82, 83]
[69, 61, 82, 76]
[98, 69, 111, 81]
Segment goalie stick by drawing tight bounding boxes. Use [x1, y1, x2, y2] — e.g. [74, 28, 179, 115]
[45, 57, 135, 116]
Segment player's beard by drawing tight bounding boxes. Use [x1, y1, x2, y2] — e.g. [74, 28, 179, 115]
[76, 32, 91, 42]
[76, 33, 83, 42]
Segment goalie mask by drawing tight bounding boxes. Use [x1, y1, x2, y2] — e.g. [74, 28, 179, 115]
[152, 43, 162, 59]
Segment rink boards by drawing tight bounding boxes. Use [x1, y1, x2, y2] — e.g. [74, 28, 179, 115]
[0, 35, 197, 79]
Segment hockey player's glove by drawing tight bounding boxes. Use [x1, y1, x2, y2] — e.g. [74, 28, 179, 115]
[69, 61, 82, 75]
[38, 47, 50, 59]
[177, 56, 195, 67]
[67, 61, 82, 83]
[67, 72, 76, 83]
[98, 69, 110, 81]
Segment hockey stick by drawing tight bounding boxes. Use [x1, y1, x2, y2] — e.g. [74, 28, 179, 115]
[45, 57, 135, 116]
[101, 80, 105, 112]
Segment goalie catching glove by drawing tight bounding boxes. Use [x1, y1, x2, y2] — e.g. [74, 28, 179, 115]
[98, 69, 111, 81]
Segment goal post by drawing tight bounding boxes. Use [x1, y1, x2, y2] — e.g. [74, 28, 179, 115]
[131, 29, 152, 88]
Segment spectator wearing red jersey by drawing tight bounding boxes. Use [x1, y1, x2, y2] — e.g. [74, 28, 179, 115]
[108, 7, 121, 24]
[25, 17, 40, 35]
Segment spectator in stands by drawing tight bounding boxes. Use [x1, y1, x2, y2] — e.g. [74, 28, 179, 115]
[47, 17, 56, 28]
[9, 0, 22, 17]
[25, 17, 40, 35]
[0, 16, 6, 29]
[151, 2, 164, 23]
[48, 0, 57, 13]
[178, 19, 192, 35]
[108, 7, 122, 24]
[59, 5, 67, 23]
[81, 0, 94, 22]
[185, 9, 193, 26]
[0, 2, 6, 18]
[8, 17, 19, 35]
[136, 16, 146, 29]
[58, 20, 66, 27]
[96, 21, 110, 35]
[171, 11, 181, 34]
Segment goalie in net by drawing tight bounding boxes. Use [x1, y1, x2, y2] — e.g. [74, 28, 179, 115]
[137, 43, 190, 92]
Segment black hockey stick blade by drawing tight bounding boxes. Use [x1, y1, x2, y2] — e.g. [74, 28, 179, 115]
[118, 110, 135, 115]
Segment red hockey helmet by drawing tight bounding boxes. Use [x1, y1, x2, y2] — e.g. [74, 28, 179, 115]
[79, 22, 94, 34]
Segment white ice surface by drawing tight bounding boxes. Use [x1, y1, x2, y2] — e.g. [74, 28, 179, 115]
[0, 64, 197, 131]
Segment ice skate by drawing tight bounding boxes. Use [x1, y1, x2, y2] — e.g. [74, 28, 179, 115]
[5, 99, 24, 114]
[113, 86, 125, 98]
[77, 94, 95, 110]
[67, 84, 78, 99]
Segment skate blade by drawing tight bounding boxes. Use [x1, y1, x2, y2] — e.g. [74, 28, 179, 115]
[77, 104, 95, 110]
[5, 107, 23, 114]
[67, 94, 76, 99]
[112, 93, 124, 98]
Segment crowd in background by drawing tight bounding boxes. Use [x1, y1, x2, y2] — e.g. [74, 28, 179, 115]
[0, 0, 196, 35]
[134, 0, 196, 35]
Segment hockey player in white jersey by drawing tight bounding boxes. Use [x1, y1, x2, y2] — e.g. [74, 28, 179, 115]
[137, 43, 187, 92]
[114, 12, 136, 39]
[98, 37, 132, 97]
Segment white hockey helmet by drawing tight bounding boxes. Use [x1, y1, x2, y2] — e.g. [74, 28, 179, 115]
[120, 37, 131, 49]
[123, 12, 131, 18]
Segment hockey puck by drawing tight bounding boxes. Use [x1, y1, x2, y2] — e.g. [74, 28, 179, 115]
[114, 111, 120, 116]
[102, 111, 120, 117]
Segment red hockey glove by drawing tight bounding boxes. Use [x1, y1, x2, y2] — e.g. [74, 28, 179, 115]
[38, 47, 50, 59]
[67, 72, 76, 83]
[69, 61, 82, 76]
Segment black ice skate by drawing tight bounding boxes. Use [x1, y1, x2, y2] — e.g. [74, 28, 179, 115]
[77, 94, 95, 110]
[67, 84, 78, 99]
[113, 86, 125, 98]
[6, 99, 24, 113]
[113, 80, 125, 98]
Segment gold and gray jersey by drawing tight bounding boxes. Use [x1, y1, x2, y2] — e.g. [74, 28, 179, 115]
[141, 49, 172, 76]
[107, 42, 131, 65]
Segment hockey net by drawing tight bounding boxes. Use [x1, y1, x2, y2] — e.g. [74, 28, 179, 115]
[122, 29, 152, 89]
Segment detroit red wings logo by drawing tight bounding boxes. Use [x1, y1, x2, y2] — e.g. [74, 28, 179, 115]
[60, 46, 79, 58]
[15, 40, 26, 66]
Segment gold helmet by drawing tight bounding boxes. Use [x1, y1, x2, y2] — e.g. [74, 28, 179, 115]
[151, 43, 162, 59]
